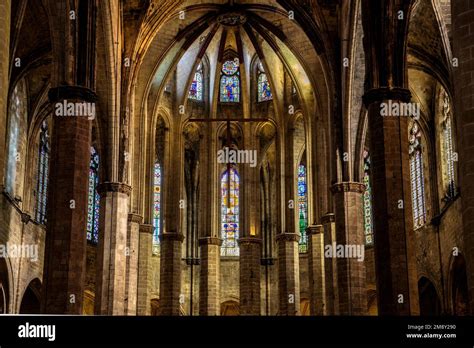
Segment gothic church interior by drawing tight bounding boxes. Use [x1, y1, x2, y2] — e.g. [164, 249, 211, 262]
[0, 0, 473, 316]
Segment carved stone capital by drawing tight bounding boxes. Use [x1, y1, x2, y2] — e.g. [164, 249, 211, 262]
[276, 232, 300, 242]
[331, 182, 365, 194]
[238, 237, 262, 246]
[97, 182, 132, 196]
[321, 213, 335, 224]
[159, 232, 184, 242]
[306, 224, 324, 235]
[362, 87, 411, 107]
[48, 85, 98, 103]
[139, 224, 154, 234]
[199, 237, 223, 246]
[128, 213, 143, 224]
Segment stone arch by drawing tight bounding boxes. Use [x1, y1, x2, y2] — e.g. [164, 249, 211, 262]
[418, 276, 441, 315]
[19, 278, 41, 314]
[300, 297, 310, 316]
[448, 254, 469, 315]
[0, 258, 11, 314]
[220, 299, 240, 316]
[367, 289, 378, 316]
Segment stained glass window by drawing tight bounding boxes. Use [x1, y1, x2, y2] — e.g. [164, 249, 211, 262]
[6, 81, 25, 194]
[153, 162, 162, 253]
[221, 167, 240, 256]
[298, 164, 308, 253]
[188, 62, 203, 101]
[442, 92, 456, 199]
[35, 121, 49, 224]
[257, 61, 272, 102]
[87, 147, 100, 244]
[362, 150, 373, 246]
[409, 122, 426, 228]
[220, 60, 240, 103]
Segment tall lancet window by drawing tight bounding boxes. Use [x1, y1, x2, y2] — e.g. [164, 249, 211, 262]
[409, 122, 426, 228]
[298, 164, 308, 252]
[220, 60, 240, 103]
[221, 167, 240, 256]
[362, 149, 373, 246]
[257, 61, 272, 102]
[35, 121, 50, 224]
[87, 147, 100, 244]
[153, 162, 162, 253]
[442, 92, 456, 199]
[6, 80, 26, 194]
[188, 62, 203, 101]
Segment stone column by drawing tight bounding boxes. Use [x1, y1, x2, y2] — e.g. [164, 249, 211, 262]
[41, 86, 96, 314]
[307, 224, 325, 315]
[239, 237, 261, 315]
[452, 0, 474, 313]
[361, 0, 419, 315]
[199, 237, 221, 315]
[159, 232, 184, 315]
[0, 0, 10, 185]
[321, 213, 338, 314]
[94, 182, 131, 315]
[277, 232, 300, 315]
[363, 89, 420, 315]
[137, 223, 153, 315]
[125, 213, 141, 315]
[331, 182, 367, 315]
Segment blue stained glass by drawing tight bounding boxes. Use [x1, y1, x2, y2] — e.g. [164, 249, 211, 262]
[188, 63, 203, 101]
[36, 121, 49, 224]
[153, 163, 162, 252]
[257, 61, 272, 102]
[362, 150, 373, 246]
[87, 147, 100, 244]
[298, 164, 308, 252]
[221, 167, 240, 256]
[220, 60, 240, 103]
[222, 60, 238, 75]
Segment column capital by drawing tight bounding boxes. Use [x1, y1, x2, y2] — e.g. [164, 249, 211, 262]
[306, 225, 324, 235]
[128, 213, 143, 224]
[198, 236, 222, 246]
[330, 182, 365, 194]
[362, 87, 411, 107]
[139, 224, 154, 234]
[97, 182, 132, 196]
[321, 213, 335, 224]
[276, 232, 300, 242]
[159, 232, 184, 242]
[48, 85, 98, 103]
[238, 237, 262, 245]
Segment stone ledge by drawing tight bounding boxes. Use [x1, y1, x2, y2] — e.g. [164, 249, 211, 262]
[330, 182, 365, 194]
[362, 87, 411, 106]
[97, 182, 132, 196]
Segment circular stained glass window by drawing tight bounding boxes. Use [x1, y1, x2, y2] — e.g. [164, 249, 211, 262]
[222, 60, 238, 75]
